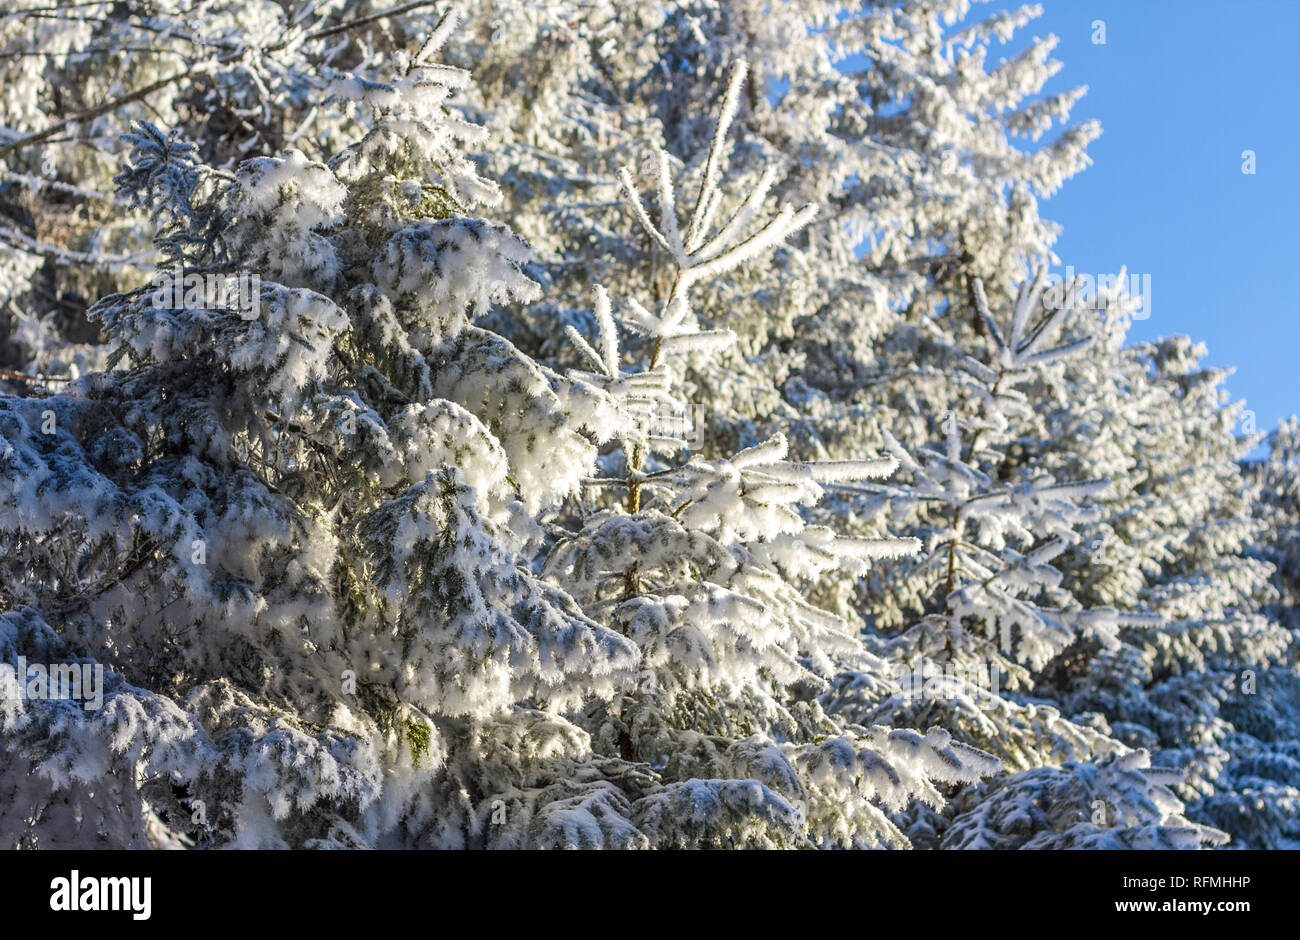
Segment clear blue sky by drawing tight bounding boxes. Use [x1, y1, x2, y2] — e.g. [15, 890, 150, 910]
[995, 0, 1299, 445]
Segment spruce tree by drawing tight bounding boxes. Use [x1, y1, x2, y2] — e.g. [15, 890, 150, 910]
[2, 16, 642, 849]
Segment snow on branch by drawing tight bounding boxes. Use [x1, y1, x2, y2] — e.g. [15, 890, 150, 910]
[617, 60, 818, 298]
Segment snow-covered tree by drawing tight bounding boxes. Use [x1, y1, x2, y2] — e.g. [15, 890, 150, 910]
[1, 12, 1004, 851]
[2, 0, 1290, 852]
[539, 60, 998, 847]
[1254, 417, 1300, 628]
[815, 272, 1224, 848]
[1, 14, 646, 849]
[1015, 293, 1298, 849]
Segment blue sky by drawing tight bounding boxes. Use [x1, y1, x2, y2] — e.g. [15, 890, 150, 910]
[994, 0, 1299, 446]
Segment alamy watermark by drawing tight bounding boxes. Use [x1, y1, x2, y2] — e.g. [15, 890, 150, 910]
[1042, 266, 1151, 320]
[150, 265, 260, 319]
[633, 400, 708, 451]
[5, 656, 105, 711]
[894, 658, 1003, 704]
[49, 870, 151, 920]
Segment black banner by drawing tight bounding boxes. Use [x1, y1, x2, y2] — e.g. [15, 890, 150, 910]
[0, 849, 1277, 930]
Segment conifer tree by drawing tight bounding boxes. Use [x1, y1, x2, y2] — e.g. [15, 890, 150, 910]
[1254, 417, 1300, 630]
[2, 0, 1292, 852]
[541, 60, 998, 848]
[984, 273, 1294, 848]
[2, 15, 643, 849]
[819, 273, 1224, 848]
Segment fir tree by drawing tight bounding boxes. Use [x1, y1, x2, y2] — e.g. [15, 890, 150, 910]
[2, 15, 641, 849]
[542, 60, 998, 848]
